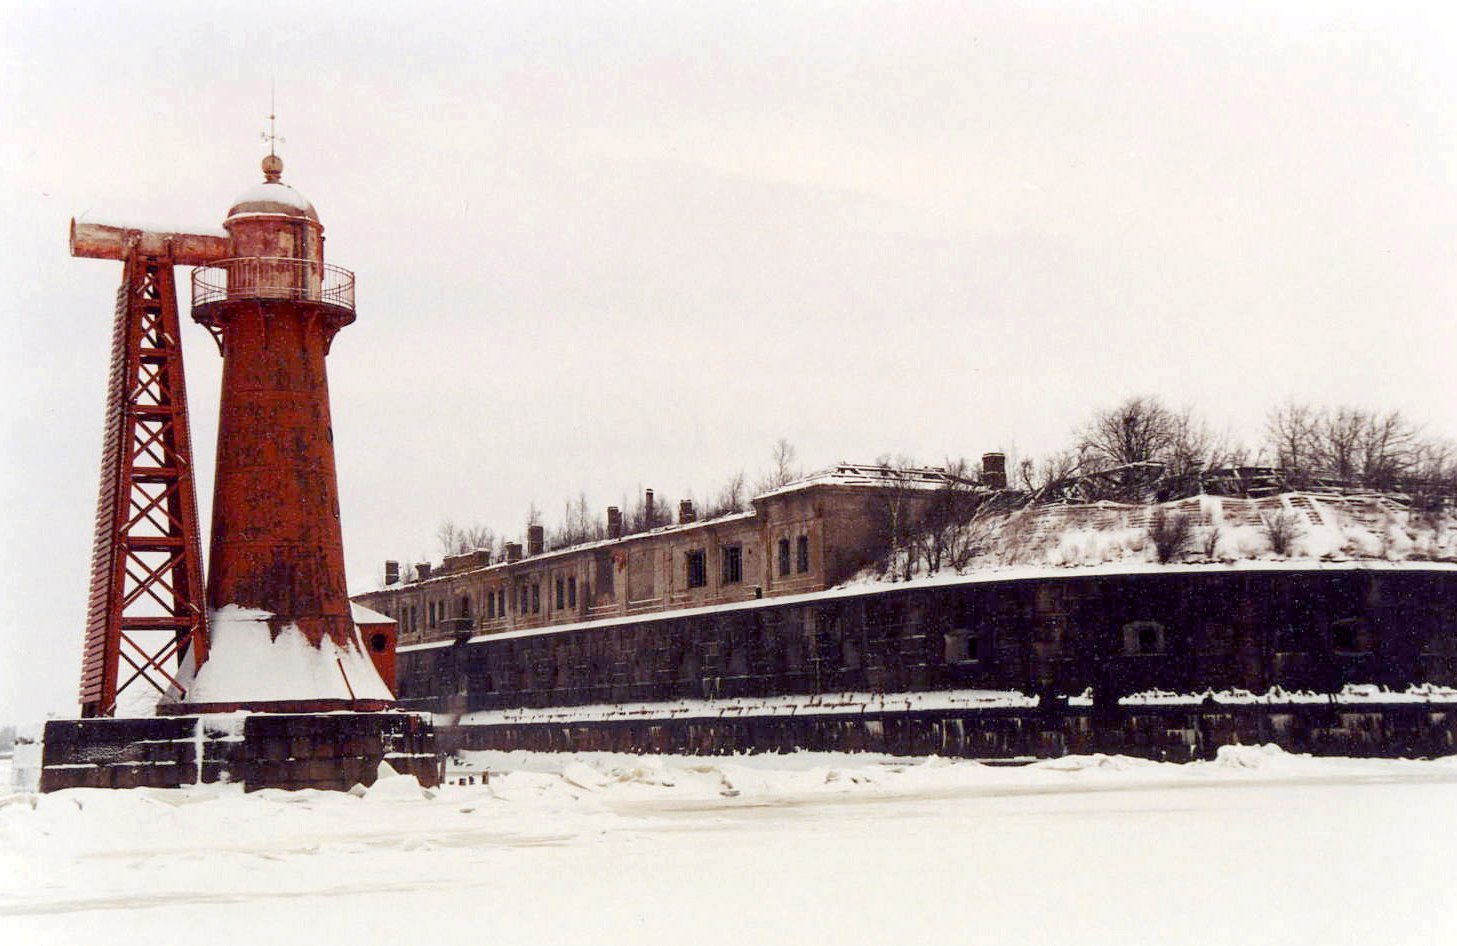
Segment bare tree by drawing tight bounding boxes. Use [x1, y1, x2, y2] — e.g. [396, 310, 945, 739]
[1018, 449, 1082, 494]
[624, 488, 673, 534]
[436, 520, 461, 556]
[702, 470, 748, 519]
[870, 455, 926, 581]
[1317, 407, 1371, 481]
[756, 438, 801, 493]
[550, 491, 603, 549]
[1265, 401, 1321, 474]
[915, 458, 984, 574]
[1353, 409, 1419, 488]
[1266, 403, 1423, 488]
[1079, 396, 1180, 471]
[436, 520, 495, 556]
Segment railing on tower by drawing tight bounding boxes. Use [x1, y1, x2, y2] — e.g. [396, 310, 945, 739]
[191, 257, 355, 313]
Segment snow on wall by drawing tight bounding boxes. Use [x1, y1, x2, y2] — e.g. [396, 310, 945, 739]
[451, 683, 1457, 727]
[1112, 683, 1457, 706]
[181, 605, 392, 704]
[456, 689, 1042, 726]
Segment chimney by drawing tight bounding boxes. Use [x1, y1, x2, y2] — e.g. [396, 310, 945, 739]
[384, 560, 400, 585]
[415, 562, 432, 581]
[981, 452, 1008, 490]
[527, 524, 545, 557]
[505, 542, 523, 563]
[679, 499, 696, 524]
[645, 489, 655, 527]
[606, 506, 622, 539]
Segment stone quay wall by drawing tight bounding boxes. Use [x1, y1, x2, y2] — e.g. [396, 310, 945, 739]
[29, 711, 439, 793]
[439, 702, 1457, 762]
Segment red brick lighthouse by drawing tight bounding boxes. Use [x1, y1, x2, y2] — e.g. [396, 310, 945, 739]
[180, 150, 391, 711]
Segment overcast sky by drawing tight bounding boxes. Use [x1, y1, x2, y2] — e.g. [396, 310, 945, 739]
[2, 2, 1455, 720]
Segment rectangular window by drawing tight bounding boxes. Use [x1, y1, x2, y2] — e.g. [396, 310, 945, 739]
[796, 535, 810, 573]
[686, 550, 707, 588]
[428, 601, 437, 628]
[944, 629, 984, 664]
[594, 550, 615, 597]
[777, 538, 791, 577]
[1121, 621, 1167, 656]
[1332, 617, 1370, 654]
[721, 545, 743, 585]
[531, 583, 541, 614]
[555, 577, 565, 610]
[567, 576, 577, 608]
[409, 605, 418, 633]
[487, 592, 496, 619]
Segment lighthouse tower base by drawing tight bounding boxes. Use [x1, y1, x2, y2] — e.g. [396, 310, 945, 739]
[26, 711, 439, 793]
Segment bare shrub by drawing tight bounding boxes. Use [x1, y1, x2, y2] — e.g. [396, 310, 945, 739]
[1199, 525, 1221, 559]
[1261, 509, 1303, 556]
[1148, 508, 1194, 563]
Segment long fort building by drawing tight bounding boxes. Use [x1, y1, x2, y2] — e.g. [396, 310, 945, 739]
[353, 462, 1457, 760]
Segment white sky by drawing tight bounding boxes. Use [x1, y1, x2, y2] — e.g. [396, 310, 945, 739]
[2, 1, 1455, 720]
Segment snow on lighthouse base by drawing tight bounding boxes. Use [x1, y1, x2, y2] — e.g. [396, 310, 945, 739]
[161, 605, 397, 715]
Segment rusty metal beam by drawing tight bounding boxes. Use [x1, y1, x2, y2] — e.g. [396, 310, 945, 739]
[70, 219, 230, 267]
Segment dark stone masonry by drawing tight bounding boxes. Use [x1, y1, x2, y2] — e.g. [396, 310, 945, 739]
[33, 711, 439, 792]
[406, 566, 1457, 760]
[439, 702, 1457, 762]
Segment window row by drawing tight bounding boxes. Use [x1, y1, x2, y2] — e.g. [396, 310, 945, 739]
[686, 545, 743, 589]
[418, 575, 586, 626]
[776, 535, 811, 578]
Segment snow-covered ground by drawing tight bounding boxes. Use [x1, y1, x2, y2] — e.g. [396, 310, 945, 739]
[3, 747, 1455, 945]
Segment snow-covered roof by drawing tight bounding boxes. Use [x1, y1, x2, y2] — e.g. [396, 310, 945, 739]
[755, 462, 976, 499]
[227, 181, 318, 222]
[391, 510, 759, 588]
[74, 214, 230, 239]
[351, 601, 394, 625]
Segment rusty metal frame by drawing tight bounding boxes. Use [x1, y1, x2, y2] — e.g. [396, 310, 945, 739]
[80, 255, 209, 716]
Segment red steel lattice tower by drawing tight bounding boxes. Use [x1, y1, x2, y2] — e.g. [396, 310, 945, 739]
[75, 237, 223, 716]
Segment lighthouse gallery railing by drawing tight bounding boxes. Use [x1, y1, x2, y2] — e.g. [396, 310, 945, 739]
[190, 257, 355, 313]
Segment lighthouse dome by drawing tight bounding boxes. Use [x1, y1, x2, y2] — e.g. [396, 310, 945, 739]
[225, 155, 320, 223]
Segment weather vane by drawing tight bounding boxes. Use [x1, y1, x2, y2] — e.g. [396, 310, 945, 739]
[261, 82, 284, 156]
